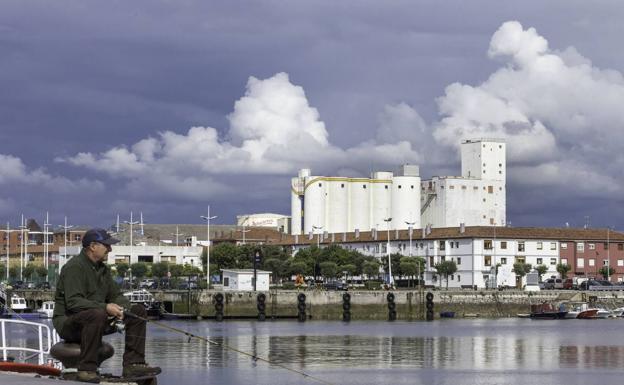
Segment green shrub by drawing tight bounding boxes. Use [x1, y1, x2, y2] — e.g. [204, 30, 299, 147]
[281, 282, 296, 290]
[364, 281, 382, 290]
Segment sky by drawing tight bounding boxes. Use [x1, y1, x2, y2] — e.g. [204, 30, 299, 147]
[1, 1, 623, 230]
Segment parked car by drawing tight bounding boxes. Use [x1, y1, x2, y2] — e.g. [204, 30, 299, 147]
[140, 279, 157, 289]
[178, 281, 198, 290]
[563, 278, 575, 290]
[543, 278, 563, 290]
[324, 280, 347, 291]
[36, 282, 51, 290]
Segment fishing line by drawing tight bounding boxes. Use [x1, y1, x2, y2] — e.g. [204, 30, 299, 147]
[123, 310, 335, 385]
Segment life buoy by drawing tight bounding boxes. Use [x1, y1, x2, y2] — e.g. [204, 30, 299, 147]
[297, 293, 306, 302]
[386, 293, 395, 302]
[214, 293, 224, 303]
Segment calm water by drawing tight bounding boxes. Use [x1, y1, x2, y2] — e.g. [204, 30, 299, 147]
[13, 318, 624, 384]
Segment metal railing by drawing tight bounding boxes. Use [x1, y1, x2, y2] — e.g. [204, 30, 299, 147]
[0, 318, 57, 365]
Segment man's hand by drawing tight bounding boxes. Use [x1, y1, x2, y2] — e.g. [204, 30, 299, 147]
[106, 303, 124, 319]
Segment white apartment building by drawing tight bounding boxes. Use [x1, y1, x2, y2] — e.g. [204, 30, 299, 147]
[291, 139, 506, 235]
[59, 244, 204, 270]
[287, 226, 613, 289]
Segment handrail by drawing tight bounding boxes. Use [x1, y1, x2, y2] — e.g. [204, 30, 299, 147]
[0, 318, 53, 365]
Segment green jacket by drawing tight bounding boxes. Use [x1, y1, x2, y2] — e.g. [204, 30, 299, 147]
[53, 250, 129, 332]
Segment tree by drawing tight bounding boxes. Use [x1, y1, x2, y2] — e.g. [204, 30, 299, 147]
[130, 262, 148, 281]
[399, 257, 418, 288]
[556, 263, 571, 279]
[599, 266, 615, 280]
[35, 266, 48, 282]
[362, 260, 380, 280]
[115, 263, 130, 278]
[211, 243, 239, 271]
[288, 261, 308, 277]
[512, 262, 532, 288]
[9, 266, 19, 281]
[151, 262, 169, 279]
[23, 264, 35, 281]
[319, 261, 338, 280]
[434, 260, 457, 289]
[264, 258, 286, 284]
[0, 264, 4, 282]
[535, 265, 548, 282]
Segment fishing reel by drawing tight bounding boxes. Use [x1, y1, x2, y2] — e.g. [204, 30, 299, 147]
[109, 317, 125, 333]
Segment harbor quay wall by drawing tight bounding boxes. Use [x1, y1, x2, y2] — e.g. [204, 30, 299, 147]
[12, 289, 624, 320]
[160, 290, 624, 320]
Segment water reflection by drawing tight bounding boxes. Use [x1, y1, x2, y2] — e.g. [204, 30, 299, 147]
[19, 319, 624, 384]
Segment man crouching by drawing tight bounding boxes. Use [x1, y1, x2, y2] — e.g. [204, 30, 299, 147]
[53, 228, 161, 383]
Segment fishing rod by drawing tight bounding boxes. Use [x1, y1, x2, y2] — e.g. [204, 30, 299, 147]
[123, 310, 335, 385]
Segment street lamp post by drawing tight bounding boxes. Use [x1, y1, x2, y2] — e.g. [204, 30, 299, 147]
[1, 222, 18, 282]
[312, 225, 323, 282]
[405, 220, 417, 286]
[239, 216, 251, 245]
[384, 217, 393, 285]
[171, 226, 185, 247]
[124, 211, 139, 267]
[201, 205, 217, 290]
[19, 214, 27, 281]
[58, 217, 74, 272]
[607, 227, 611, 281]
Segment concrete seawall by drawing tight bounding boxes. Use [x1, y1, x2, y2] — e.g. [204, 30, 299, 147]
[173, 289, 624, 320]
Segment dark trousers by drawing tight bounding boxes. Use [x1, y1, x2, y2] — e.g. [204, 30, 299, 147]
[58, 304, 147, 371]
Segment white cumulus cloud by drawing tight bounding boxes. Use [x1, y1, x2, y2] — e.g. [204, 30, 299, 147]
[59, 72, 422, 201]
[433, 20, 624, 197]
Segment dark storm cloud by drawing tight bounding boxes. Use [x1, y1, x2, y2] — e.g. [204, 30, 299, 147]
[0, 1, 623, 230]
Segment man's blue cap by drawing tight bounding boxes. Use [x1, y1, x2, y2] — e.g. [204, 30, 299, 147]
[82, 228, 120, 248]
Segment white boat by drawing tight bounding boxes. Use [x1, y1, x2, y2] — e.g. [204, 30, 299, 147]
[595, 307, 615, 319]
[9, 295, 32, 313]
[562, 302, 599, 319]
[37, 301, 55, 319]
[612, 307, 624, 317]
[123, 289, 162, 319]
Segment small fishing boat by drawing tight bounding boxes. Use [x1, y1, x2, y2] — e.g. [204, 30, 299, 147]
[123, 289, 162, 319]
[37, 301, 55, 319]
[439, 311, 455, 318]
[529, 303, 567, 319]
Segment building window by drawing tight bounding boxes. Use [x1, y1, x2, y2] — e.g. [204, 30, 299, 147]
[588, 243, 595, 250]
[603, 260, 609, 266]
[537, 241, 543, 250]
[398, 185, 402, 189]
[577, 243, 584, 252]
[385, 185, 388, 189]
[450, 242, 454, 249]
[484, 240, 492, 250]
[518, 242, 525, 252]
[619, 244, 624, 251]
[457, 257, 462, 265]
[224, 277, 230, 287]
[618, 260, 624, 267]
[341, 184, 344, 188]
[537, 258, 543, 265]
[363, 185, 367, 189]
[455, 241, 459, 248]
[604, 243, 609, 250]
[561, 258, 567, 265]
[589, 259, 595, 267]
[577, 258, 584, 267]
[411, 185, 414, 189]
[500, 257, 507, 265]
[439, 241, 445, 251]
[457, 275, 461, 282]
[550, 258, 556, 265]
[500, 241, 507, 249]
[561, 242, 568, 249]
[550, 242, 557, 250]
[484, 255, 491, 266]
[488, 186, 493, 193]
[449, 185, 454, 189]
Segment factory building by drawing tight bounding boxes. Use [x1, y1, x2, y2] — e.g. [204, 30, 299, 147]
[291, 138, 506, 235]
[421, 139, 506, 227]
[290, 165, 421, 235]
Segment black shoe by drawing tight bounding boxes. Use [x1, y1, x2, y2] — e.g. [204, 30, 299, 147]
[122, 363, 162, 377]
[76, 370, 101, 383]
